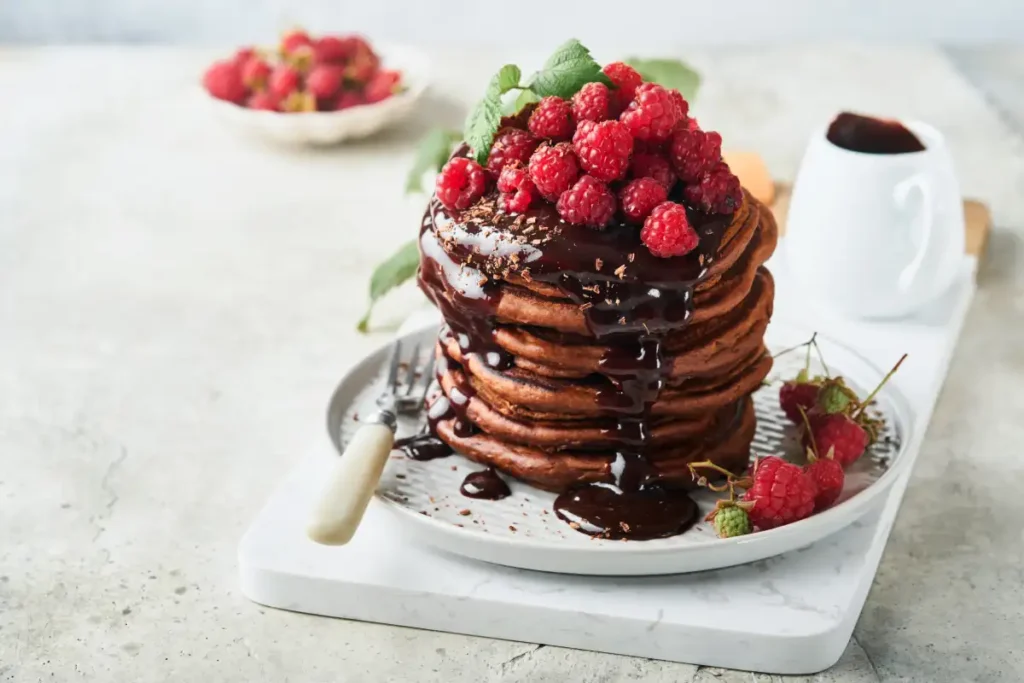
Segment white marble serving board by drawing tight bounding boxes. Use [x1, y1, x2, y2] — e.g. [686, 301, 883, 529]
[238, 250, 976, 675]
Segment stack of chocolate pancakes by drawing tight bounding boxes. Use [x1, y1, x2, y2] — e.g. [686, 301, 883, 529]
[417, 154, 778, 538]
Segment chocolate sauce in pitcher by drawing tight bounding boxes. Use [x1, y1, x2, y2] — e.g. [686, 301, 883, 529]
[826, 112, 925, 154]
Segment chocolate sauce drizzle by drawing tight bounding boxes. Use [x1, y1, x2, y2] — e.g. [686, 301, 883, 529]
[460, 468, 511, 500]
[417, 148, 734, 539]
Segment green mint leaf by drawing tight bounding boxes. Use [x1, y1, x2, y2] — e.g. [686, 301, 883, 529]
[358, 239, 419, 333]
[464, 64, 522, 164]
[405, 128, 461, 194]
[626, 57, 701, 102]
[529, 38, 611, 99]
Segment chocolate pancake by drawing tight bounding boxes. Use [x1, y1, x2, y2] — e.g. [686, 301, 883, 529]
[414, 153, 778, 535]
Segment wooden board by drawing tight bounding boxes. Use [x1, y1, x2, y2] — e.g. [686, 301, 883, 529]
[724, 150, 991, 261]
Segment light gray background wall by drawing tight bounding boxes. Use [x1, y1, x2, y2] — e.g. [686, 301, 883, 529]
[3, 0, 1024, 46]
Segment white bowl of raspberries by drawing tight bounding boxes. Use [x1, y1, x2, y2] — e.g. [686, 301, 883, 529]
[202, 29, 429, 145]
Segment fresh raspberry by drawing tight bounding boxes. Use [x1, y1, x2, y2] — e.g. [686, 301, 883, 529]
[435, 157, 488, 211]
[742, 456, 817, 530]
[669, 128, 722, 182]
[630, 153, 675, 192]
[668, 89, 690, 120]
[313, 36, 351, 64]
[640, 202, 699, 258]
[779, 381, 821, 423]
[815, 378, 859, 415]
[571, 82, 611, 122]
[713, 505, 752, 538]
[528, 143, 580, 200]
[619, 178, 668, 224]
[620, 83, 680, 142]
[334, 91, 365, 110]
[241, 56, 272, 90]
[365, 69, 401, 103]
[803, 413, 868, 467]
[497, 164, 536, 214]
[246, 92, 280, 111]
[805, 450, 845, 512]
[268, 65, 301, 100]
[685, 161, 743, 214]
[280, 29, 313, 56]
[344, 39, 380, 84]
[306, 64, 345, 100]
[556, 175, 616, 228]
[528, 96, 574, 141]
[487, 128, 539, 176]
[572, 120, 633, 182]
[602, 62, 643, 114]
[232, 47, 257, 67]
[203, 60, 248, 105]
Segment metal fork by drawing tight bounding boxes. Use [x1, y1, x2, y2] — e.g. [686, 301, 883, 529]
[307, 340, 435, 546]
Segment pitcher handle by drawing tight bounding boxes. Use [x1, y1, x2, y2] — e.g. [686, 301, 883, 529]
[894, 173, 934, 292]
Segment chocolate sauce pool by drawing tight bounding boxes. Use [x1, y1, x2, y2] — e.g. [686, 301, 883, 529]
[415, 146, 736, 539]
[460, 468, 511, 500]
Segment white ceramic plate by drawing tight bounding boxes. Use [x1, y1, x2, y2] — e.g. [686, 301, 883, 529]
[327, 321, 912, 575]
[204, 44, 430, 145]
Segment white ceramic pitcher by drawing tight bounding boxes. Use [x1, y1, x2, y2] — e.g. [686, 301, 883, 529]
[785, 120, 965, 319]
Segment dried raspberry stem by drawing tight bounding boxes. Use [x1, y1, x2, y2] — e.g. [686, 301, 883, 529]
[853, 353, 908, 419]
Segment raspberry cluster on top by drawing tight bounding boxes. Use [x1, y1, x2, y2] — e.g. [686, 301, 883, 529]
[434, 62, 741, 259]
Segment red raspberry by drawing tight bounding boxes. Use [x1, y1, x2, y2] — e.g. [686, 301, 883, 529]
[268, 65, 301, 100]
[572, 120, 633, 182]
[804, 450, 844, 512]
[640, 202, 699, 257]
[620, 83, 680, 142]
[335, 91, 365, 110]
[232, 47, 257, 67]
[602, 62, 642, 114]
[670, 128, 722, 182]
[556, 175, 616, 228]
[313, 36, 351, 64]
[281, 91, 316, 113]
[497, 164, 536, 214]
[528, 143, 580, 201]
[668, 89, 690, 120]
[685, 161, 742, 215]
[802, 413, 868, 467]
[571, 82, 611, 122]
[435, 157, 488, 211]
[630, 153, 675, 192]
[619, 178, 668, 224]
[247, 92, 280, 111]
[280, 29, 313, 56]
[487, 128, 539, 176]
[241, 56, 272, 90]
[344, 39, 380, 84]
[779, 381, 821, 422]
[528, 96, 574, 141]
[306, 64, 345, 100]
[742, 456, 817, 530]
[365, 69, 401, 103]
[203, 60, 248, 105]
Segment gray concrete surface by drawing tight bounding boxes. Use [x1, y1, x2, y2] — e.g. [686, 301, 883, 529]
[1, 46, 1023, 682]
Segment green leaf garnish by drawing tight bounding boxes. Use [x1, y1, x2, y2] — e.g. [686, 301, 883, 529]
[405, 128, 461, 194]
[626, 57, 701, 102]
[357, 239, 420, 333]
[464, 64, 523, 164]
[529, 39, 611, 99]
[513, 89, 541, 112]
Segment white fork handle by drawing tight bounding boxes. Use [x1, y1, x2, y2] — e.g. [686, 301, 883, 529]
[306, 422, 395, 546]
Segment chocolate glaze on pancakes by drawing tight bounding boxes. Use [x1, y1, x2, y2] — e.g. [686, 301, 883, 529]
[416, 151, 778, 539]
